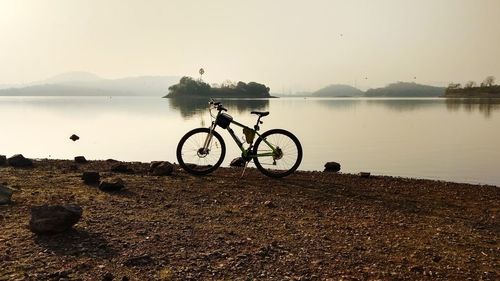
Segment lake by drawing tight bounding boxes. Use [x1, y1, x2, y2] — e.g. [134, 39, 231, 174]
[1, 96, 499, 186]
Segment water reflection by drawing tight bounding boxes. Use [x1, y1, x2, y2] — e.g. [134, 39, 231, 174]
[364, 98, 441, 111]
[445, 98, 500, 118]
[312, 98, 360, 110]
[168, 98, 270, 118]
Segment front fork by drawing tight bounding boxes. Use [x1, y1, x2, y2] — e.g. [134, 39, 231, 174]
[201, 123, 216, 153]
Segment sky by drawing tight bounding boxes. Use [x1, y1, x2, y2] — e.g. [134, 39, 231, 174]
[1, 0, 499, 92]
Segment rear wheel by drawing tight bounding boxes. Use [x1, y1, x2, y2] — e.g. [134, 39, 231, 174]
[177, 128, 226, 175]
[253, 129, 302, 178]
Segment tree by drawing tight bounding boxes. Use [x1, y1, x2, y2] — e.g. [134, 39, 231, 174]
[221, 80, 236, 89]
[447, 83, 461, 89]
[482, 76, 496, 87]
[464, 81, 476, 88]
[166, 76, 211, 98]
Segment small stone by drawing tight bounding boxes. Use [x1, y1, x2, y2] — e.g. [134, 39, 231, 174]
[324, 162, 341, 172]
[410, 265, 424, 273]
[7, 154, 33, 168]
[29, 204, 83, 234]
[432, 255, 442, 263]
[82, 172, 100, 185]
[74, 156, 88, 164]
[99, 178, 125, 192]
[0, 155, 6, 166]
[150, 161, 174, 176]
[263, 200, 276, 208]
[0, 185, 14, 205]
[123, 255, 153, 267]
[359, 172, 371, 178]
[70, 134, 80, 141]
[230, 157, 246, 167]
[102, 272, 114, 281]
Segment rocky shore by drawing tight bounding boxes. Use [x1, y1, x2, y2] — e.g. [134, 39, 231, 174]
[0, 159, 498, 280]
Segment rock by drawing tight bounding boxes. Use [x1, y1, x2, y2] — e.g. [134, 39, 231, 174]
[230, 157, 246, 167]
[74, 156, 87, 164]
[106, 159, 119, 163]
[29, 204, 83, 234]
[324, 162, 341, 172]
[150, 161, 174, 176]
[82, 172, 100, 185]
[7, 154, 33, 167]
[0, 155, 6, 166]
[432, 255, 442, 263]
[410, 265, 424, 273]
[0, 185, 14, 205]
[263, 200, 276, 208]
[99, 178, 125, 192]
[123, 255, 154, 267]
[111, 163, 133, 173]
[69, 134, 79, 141]
[149, 161, 162, 172]
[359, 172, 371, 178]
[102, 272, 114, 281]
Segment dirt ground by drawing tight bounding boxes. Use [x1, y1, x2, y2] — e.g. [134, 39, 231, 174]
[0, 160, 498, 280]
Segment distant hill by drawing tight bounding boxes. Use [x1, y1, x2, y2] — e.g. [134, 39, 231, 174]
[365, 82, 445, 97]
[311, 84, 364, 97]
[0, 72, 180, 96]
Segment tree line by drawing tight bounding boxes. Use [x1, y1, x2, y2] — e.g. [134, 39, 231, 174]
[165, 77, 271, 98]
[447, 76, 496, 90]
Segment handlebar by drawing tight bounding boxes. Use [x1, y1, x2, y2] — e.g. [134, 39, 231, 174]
[209, 99, 227, 112]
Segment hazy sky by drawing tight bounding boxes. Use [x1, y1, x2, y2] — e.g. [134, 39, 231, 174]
[1, 0, 499, 92]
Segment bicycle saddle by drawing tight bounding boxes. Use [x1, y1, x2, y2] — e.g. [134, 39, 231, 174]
[251, 111, 269, 117]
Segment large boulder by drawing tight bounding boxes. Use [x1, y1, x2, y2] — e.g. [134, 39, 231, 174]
[0, 155, 6, 166]
[99, 178, 125, 192]
[8, 154, 33, 167]
[29, 204, 83, 234]
[81, 171, 100, 185]
[324, 162, 341, 172]
[150, 161, 174, 176]
[0, 185, 14, 205]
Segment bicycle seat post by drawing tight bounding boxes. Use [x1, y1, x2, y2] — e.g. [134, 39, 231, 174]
[254, 116, 262, 131]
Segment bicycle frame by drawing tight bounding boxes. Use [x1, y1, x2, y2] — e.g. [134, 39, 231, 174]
[203, 110, 279, 159]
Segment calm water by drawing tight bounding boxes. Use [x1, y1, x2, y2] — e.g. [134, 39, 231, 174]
[1, 96, 499, 186]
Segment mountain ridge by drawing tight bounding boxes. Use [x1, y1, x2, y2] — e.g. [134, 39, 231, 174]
[0, 72, 180, 96]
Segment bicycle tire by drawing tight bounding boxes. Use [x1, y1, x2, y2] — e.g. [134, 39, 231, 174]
[177, 128, 226, 175]
[253, 129, 302, 178]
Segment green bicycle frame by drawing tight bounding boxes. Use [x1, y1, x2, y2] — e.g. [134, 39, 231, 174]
[208, 111, 278, 159]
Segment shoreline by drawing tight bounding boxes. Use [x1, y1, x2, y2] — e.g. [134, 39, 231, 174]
[1, 159, 498, 280]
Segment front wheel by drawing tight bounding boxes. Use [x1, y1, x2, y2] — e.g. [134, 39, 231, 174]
[253, 129, 303, 178]
[177, 128, 226, 175]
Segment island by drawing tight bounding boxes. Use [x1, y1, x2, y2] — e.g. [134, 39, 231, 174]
[310, 84, 364, 97]
[444, 76, 500, 98]
[364, 82, 445, 97]
[164, 76, 273, 98]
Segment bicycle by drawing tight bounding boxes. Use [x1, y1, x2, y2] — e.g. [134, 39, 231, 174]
[176, 99, 303, 178]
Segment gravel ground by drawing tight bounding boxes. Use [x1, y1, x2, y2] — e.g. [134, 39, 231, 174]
[0, 159, 498, 280]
